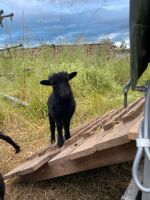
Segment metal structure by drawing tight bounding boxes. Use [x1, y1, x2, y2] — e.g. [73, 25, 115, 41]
[124, 0, 150, 199]
[0, 10, 26, 107]
[0, 44, 22, 52]
[0, 10, 23, 53]
[0, 9, 13, 27]
[0, 44, 23, 58]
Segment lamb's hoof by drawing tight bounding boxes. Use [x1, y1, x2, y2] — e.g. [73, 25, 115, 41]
[51, 139, 56, 144]
[65, 135, 70, 141]
[57, 140, 64, 148]
[15, 145, 21, 154]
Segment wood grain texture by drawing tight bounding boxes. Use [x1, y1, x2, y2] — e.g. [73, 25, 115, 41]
[103, 97, 144, 130]
[17, 142, 136, 183]
[128, 118, 143, 140]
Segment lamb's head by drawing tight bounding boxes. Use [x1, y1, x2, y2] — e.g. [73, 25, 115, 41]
[40, 71, 77, 98]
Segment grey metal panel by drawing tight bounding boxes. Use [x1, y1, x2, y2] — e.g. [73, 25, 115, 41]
[121, 179, 139, 200]
[130, 0, 150, 89]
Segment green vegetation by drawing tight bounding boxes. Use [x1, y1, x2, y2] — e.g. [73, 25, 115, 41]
[0, 45, 139, 127]
[1, 44, 150, 200]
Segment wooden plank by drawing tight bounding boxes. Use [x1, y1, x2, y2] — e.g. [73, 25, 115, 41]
[17, 142, 136, 183]
[25, 104, 127, 161]
[26, 109, 115, 161]
[96, 131, 129, 152]
[68, 131, 105, 160]
[103, 97, 144, 130]
[66, 107, 124, 148]
[62, 107, 123, 147]
[122, 99, 144, 123]
[70, 112, 108, 135]
[71, 115, 101, 134]
[5, 97, 143, 179]
[4, 149, 60, 179]
[128, 119, 142, 140]
[5, 107, 117, 178]
[71, 109, 115, 136]
[96, 114, 143, 152]
[0, 92, 29, 107]
[26, 112, 101, 160]
[64, 108, 116, 147]
[49, 138, 85, 166]
[71, 107, 123, 135]
[7, 109, 114, 176]
[26, 144, 51, 160]
[82, 107, 124, 138]
[17, 149, 60, 176]
[4, 160, 32, 179]
[69, 114, 142, 160]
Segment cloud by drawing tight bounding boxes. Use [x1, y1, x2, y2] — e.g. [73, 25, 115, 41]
[0, 0, 129, 46]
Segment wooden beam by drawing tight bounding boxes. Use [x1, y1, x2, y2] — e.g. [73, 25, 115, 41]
[25, 98, 141, 161]
[0, 44, 22, 52]
[82, 107, 123, 138]
[122, 99, 144, 123]
[103, 97, 144, 130]
[17, 142, 136, 183]
[49, 138, 85, 166]
[0, 92, 28, 107]
[4, 149, 60, 179]
[128, 118, 143, 140]
[69, 114, 142, 160]
[25, 107, 118, 161]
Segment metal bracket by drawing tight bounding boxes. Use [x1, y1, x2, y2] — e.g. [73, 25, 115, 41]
[124, 79, 131, 108]
[0, 9, 13, 27]
[136, 139, 150, 147]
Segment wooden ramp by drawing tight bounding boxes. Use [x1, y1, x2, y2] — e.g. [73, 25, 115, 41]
[4, 97, 144, 183]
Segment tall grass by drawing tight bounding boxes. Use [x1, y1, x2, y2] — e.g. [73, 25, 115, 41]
[1, 44, 150, 200]
[0, 45, 141, 129]
[0, 43, 148, 178]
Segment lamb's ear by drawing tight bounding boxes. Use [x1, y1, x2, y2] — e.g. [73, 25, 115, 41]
[69, 71, 77, 80]
[40, 80, 51, 86]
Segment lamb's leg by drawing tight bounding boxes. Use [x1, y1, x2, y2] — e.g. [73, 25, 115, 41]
[0, 173, 5, 200]
[0, 132, 20, 153]
[56, 120, 64, 148]
[48, 115, 55, 144]
[63, 120, 71, 140]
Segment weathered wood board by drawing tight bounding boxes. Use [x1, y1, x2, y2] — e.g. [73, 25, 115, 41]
[4, 97, 144, 182]
[68, 113, 143, 160]
[128, 118, 143, 140]
[18, 142, 136, 183]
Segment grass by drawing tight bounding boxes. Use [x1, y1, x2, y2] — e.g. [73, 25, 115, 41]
[6, 162, 132, 200]
[0, 44, 149, 200]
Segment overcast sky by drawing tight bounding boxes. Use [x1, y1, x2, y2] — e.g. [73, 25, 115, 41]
[0, 0, 129, 47]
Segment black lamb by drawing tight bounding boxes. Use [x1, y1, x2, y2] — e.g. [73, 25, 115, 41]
[0, 132, 20, 200]
[40, 71, 77, 148]
[0, 132, 20, 153]
[0, 174, 5, 200]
